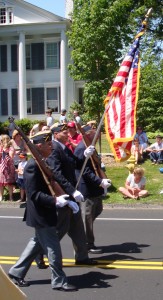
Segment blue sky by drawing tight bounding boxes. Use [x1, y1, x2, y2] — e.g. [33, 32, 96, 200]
[26, 0, 65, 17]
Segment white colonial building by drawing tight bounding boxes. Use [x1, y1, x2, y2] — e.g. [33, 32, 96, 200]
[0, 0, 83, 122]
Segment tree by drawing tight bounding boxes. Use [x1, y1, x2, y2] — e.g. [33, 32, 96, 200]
[67, 0, 163, 128]
[138, 54, 163, 131]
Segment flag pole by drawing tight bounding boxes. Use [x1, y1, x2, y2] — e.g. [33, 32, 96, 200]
[75, 8, 153, 189]
[75, 95, 114, 189]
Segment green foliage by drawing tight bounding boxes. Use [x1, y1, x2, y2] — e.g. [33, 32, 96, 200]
[67, 101, 84, 120]
[67, 0, 163, 129]
[146, 132, 163, 139]
[0, 121, 8, 134]
[15, 119, 36, 135]
[0, 119, 38, 136]
[138, 54, 163, 131]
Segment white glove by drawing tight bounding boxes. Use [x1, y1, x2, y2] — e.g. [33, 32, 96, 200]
[100, 179, 112, 189]
[68, 201, 79, 214]
[84, 145, 95, 158]
[56, 194, 69, 207]
[72, 190, 84, 202]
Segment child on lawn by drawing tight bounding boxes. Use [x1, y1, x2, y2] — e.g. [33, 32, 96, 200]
[119, 167, 148, 200]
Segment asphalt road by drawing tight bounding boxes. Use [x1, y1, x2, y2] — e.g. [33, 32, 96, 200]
[1, 207, 163, 300]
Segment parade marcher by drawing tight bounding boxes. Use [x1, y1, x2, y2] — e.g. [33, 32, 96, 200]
[46, 123, 96, 265]
[66, 121, 82, 153]
[8, 131, 77, 292]
[74, 125, 112, 254]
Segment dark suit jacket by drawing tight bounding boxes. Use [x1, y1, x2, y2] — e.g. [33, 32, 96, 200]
[74, 141, 104, 198]
[24, 158, 57, 228]
[47, 141, 80, 196]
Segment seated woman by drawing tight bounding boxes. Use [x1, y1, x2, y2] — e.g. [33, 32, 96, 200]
[131, 138, 143, 164]
[119, 167, 148, 200]
[134, 126, 148, 151]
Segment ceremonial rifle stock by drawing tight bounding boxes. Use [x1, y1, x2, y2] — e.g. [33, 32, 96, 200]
[8, 117, 65, 197]
[75, 122, 107, 179]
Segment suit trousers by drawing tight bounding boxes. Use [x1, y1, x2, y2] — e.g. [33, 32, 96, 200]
[81, 196, 103, 248]
[56, 206, 88, 261]
[9, 227, 67, 289]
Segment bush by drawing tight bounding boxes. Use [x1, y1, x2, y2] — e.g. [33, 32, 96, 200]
[146, 132, 163, 139]
[1, 118, 37, 136]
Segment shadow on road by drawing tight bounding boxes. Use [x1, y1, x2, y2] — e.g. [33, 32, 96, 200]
[101, 242, 150, 254]
[29, 272, 118, 289]
[66, 271, 118, 289]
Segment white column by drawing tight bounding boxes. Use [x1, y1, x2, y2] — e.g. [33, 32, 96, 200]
[18, 31, 27, 119]
[60, 30, 67, 110]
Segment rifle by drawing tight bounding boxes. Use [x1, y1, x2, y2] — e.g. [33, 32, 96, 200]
[8, 117, 65, 197]
[75, 122, 107, 179]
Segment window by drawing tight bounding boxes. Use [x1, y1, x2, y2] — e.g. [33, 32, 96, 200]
[46, 87, 60, 112]
[11, 44, 18, 71]
[0, 7, 13, 24]
[0, 8, 6, 23]
[79, 88, 84, 106]
[0, 45, 7, 71]
[26, 45, 31, 70]
[46, 43, 59, 69]
[0, 89, 8, 116]
[11, 89, 18, 115]
[27, 89, 32, 114]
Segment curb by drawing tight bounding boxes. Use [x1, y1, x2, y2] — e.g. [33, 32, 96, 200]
[0, 202, 26, 208]
[1, 202, 163, 209]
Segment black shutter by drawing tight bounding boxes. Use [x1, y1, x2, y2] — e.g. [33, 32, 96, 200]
[1, 45, 7, 72]
[31, 43, 44, 70]
[11, 45, 18, 71]
[32, 88, 44, 114]
[1, 89, 8, 115]
[11, 89, 18, 115]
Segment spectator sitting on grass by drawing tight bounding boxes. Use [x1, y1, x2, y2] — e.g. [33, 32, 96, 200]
[118, 167, 148, 200]
[131, 138, 143, 164]
[145, 135, 163, 165]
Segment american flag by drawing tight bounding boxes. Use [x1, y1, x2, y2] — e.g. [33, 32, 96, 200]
[1, 151, 10, 173]
[104, 19, 148, 162]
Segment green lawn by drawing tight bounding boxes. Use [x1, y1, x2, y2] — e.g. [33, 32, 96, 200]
[103, 158, 163, 205]
[98, 134, 163, 205]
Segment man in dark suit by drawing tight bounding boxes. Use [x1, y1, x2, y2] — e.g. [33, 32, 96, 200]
[74, 126, 112, 254]
[8, 131, 77, 292]
[47, 123, 96, 265]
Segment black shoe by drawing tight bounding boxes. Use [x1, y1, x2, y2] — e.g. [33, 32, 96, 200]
[53, 283, 77, 292]
[75, 258, 97, 265]
[8, 274, 30, 287]
[88, 246, 103, 254]
[37, 261, 48, 269]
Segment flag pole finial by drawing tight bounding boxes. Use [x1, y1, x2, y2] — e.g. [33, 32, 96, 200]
[145, 8, 153, 19]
